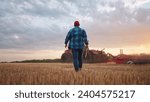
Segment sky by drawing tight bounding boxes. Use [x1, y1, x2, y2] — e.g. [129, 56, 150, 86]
[0, 0, 150, 62]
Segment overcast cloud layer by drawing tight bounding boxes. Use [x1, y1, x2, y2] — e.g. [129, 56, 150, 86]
[0, 0, 150, 61]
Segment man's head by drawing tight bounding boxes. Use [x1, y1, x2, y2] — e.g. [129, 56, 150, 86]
[74, 21, 80, 26]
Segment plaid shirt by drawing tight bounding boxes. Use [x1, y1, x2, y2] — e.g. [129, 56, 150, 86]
[65, 26, 88, 49]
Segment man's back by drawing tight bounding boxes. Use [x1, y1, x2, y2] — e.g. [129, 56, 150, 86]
[65, 26, 88, 49]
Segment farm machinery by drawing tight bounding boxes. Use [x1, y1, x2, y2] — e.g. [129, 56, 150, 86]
[61, 48, 109, 63]
[107, 53, 135, 64]
[61, 48, 150, 64]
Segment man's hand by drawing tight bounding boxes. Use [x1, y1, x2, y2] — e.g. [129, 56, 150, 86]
[85, 44, 89, 49]
[65, 44, 67, 48]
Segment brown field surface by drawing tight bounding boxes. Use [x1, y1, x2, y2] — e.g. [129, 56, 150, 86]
[0, 63, 150, 85]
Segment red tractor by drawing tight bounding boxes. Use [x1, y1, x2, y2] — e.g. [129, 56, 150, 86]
[107, 49, 135, 64]
[110, 54, 135, 64]
[107, 53, 150, 64]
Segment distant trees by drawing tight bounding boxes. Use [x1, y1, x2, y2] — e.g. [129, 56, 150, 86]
[11, 59, 62, 63]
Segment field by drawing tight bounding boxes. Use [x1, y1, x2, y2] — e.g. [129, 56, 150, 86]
[0, 63, 150, 85]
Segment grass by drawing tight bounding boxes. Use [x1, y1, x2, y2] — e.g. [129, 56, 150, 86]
[0, 63, 150, 85]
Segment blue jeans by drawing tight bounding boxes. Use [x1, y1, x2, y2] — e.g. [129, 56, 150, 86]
[72, 49, 83, 71]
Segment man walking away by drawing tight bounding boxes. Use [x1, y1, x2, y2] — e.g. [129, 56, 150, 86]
[65, 21, 89, 72]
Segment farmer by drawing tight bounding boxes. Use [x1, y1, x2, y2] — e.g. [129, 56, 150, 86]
[65, 21, 89, 72]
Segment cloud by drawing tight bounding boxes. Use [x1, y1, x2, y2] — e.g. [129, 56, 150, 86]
[0, 0, 150, 61]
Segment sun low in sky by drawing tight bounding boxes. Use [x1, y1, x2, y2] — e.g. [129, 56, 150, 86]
[0, 0, 150, 61]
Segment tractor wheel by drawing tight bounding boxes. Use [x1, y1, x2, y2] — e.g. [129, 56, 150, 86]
[126, 61, 134, 64]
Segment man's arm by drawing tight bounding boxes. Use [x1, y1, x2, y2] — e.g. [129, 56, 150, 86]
[65, 30, 71, 48]
[82, 30, 88, 46]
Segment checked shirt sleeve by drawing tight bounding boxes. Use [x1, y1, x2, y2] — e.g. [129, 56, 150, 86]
[82, 30, 88, 45]
[65, 30, 71, 45]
